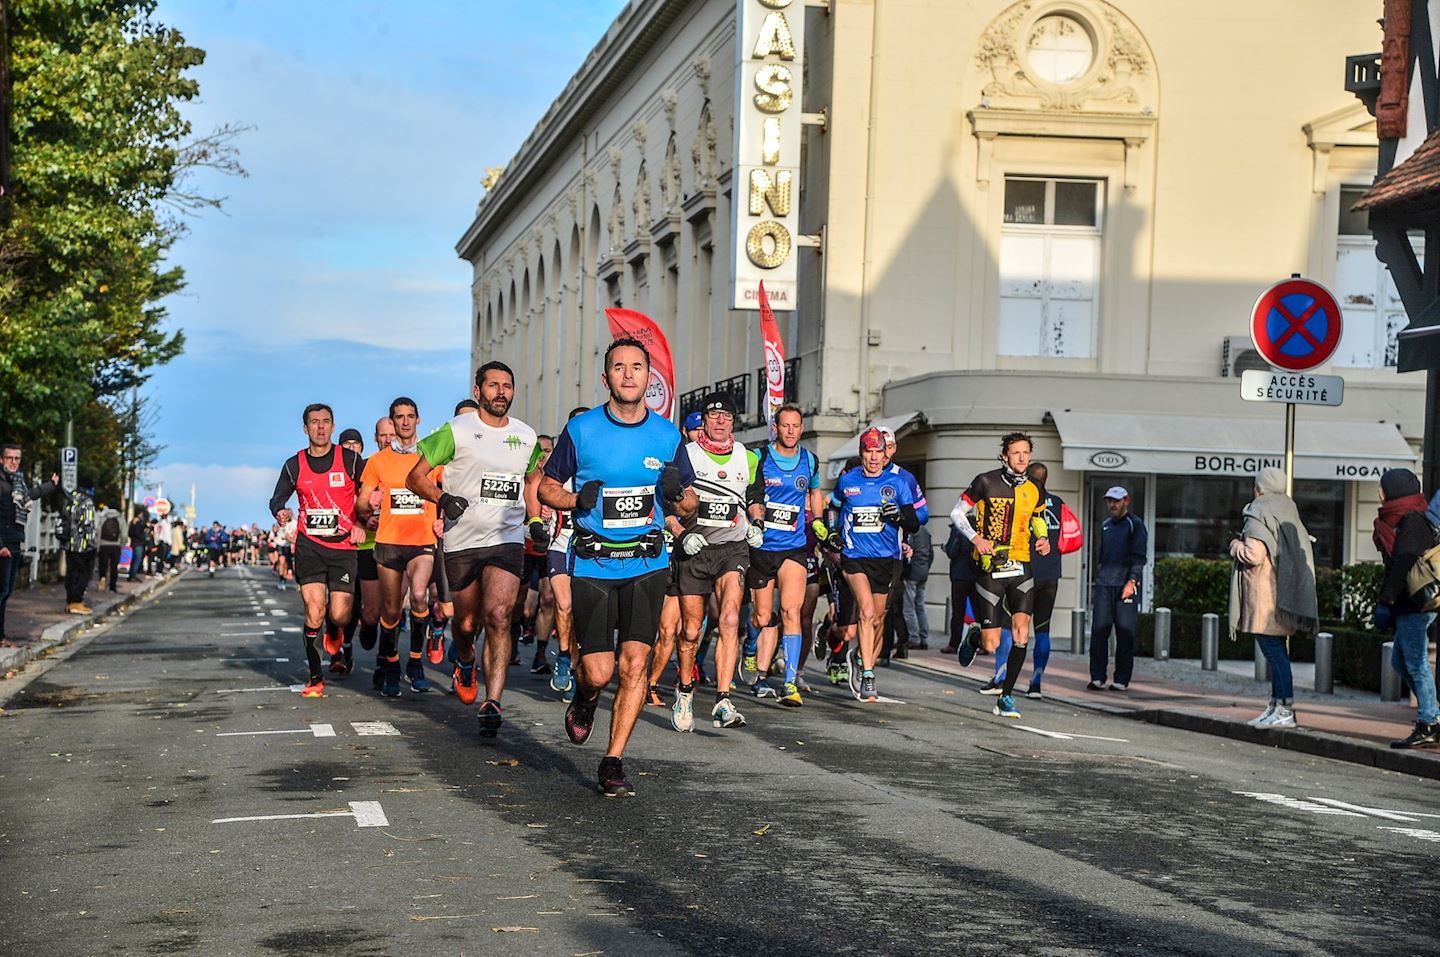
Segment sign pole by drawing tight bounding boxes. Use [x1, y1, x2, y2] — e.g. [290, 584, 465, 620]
[1284, 401, 1296, 496]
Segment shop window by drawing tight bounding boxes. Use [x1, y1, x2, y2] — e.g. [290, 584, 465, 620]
[1334, 185, 1422, 369]
[1153, 476, 1344, 569]
[999, 176, 1101, 358]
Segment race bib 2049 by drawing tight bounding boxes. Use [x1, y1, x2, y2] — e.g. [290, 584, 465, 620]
[601, 485, 654, 530]
[388, 487, 425, 515]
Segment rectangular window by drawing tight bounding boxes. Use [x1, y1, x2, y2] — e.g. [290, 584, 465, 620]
[1152, 476, 1344, 569]
[1334, 185, 1423, 369]
[999, 176, 1102, 358]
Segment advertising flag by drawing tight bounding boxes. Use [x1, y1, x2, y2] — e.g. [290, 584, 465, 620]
[758, 281, 786, 436]
[604, 308, 676, 419]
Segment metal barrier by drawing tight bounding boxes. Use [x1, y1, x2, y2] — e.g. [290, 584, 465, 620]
[1380, 641, 1403, 701]
[1200, 613, 1219, 671]
[1153, 607, 1171, 660]
[1313, 632, 1334, 694]
[1070, 608, 1086, 654]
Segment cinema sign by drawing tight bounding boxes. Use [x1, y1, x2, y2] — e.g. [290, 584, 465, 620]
[731, 0, 803, 311]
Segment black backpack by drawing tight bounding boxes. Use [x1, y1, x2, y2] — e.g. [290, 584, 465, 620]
[101, 514, 121, 541]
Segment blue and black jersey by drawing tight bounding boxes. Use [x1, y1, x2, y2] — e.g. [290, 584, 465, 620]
[828, 466, 918, 560]
[750, 444, 820, 552]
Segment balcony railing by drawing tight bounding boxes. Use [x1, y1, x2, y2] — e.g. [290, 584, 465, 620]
[680, 356, 802, 430]
[1345, 53, 1381, 114]
[754, 356, 800, 421]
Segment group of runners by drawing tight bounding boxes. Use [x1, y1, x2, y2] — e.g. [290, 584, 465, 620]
[264, 338, 1062, 796]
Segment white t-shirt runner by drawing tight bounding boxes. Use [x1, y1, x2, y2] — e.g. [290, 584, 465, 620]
[415, 412, 542, 552]
[684, 441, 754, 545]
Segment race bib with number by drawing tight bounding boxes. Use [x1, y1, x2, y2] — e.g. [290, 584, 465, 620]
[477, 472, 523, 507]
[304, 509, 340, 536]
[388, 487, 424, 515]
[763, 502, 800, 532]
[602, 485, 655, 529]
[851, 506, 883, 533]
[990, 558, 1025, 579]
[696, 493, 741, 528]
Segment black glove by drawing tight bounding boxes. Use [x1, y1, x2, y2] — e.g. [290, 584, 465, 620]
[528, 518, 550, 549]
[880, 502, 902, 525]
[438, 492, 469, 522]
[576, 480, 602, 512]
[660, 464, 684, 503]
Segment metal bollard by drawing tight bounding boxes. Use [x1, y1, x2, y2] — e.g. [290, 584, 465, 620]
[1254, 640, 1270, 682]
[1153, 607, 1171, 660]
[1201, 613, 1219, 671]
[1070, 607, 1086, 654]
[1313, 632, 1334, 694]
[1381, 641, 1403, 701]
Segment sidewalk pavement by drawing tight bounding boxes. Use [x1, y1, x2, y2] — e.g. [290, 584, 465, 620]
[0, 569, 179, 677]
[898, 642, 1440, 781]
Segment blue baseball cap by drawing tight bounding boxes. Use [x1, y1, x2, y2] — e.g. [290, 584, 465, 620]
[684, 412, 703, 431]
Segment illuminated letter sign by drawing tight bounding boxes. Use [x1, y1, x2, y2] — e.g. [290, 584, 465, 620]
[731, 0, 803, 311]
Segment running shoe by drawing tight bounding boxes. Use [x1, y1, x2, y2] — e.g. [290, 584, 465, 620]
[751, 680, 778, 699]
[531, 659, 552, 676]
[551, 654, 574, 694]
[646, 685, 666, 707]
[380, 660, 402, 698]
[300, 677, 325, 698]
[1247, 702, 1277, 727]
[477, 699, 503, 738]
[518, 625, 535, 645]
[955, 631, 977, 668]
[1025, 684, 1043, 700]
[1085, 680, 1107, 691]
[598, 756, 634, 798]
[672, 686, 695, 732]
[328, 656, 350, 677]
[426, 625, 445, 665]
[827, 662, 849, 686]
[846, 647, 863, 699]
[566, 694, 598, 745]
[768, 654, 787, 679]
[859, 672, 877, 703]
[452, 661, 479, 705]
[405, 658, 431, 693]
[322, 629, 343, 657]
[711, 697, 746, 729]
[978, 680, 1004, 696]
[795, 673, 813, 694]
[738, 654, 760, 687]
[563, 681, 576, 704]
[780, 682, 803, 708]
[993, 694, 1021, 719]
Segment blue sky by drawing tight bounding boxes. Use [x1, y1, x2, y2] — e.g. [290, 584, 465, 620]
[144, 0, 626, 525]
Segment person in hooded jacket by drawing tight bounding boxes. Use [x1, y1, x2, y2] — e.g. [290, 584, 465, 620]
[1372, 468, 1440, 750]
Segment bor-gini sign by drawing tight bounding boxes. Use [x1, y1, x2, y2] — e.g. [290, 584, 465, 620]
[731, 0, 803, 311]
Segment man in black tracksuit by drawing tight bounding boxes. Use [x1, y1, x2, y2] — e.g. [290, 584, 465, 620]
[1089, 485, 1147, 690]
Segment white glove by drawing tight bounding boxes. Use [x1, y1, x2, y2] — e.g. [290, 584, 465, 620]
[745, 523, 765, 548]
[681, 532, 707, 556]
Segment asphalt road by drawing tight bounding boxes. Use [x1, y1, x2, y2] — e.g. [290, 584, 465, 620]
[2, 567, 1438, 957]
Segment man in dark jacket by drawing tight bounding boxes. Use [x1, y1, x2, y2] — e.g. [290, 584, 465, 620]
[942, 527, 981, 655]
[127, 511, 148, 581]
[1089, 485, 1147, 691]
[95, 502, 124, 591]
[59, 480, 98, 614]
[1, 444, 59, 640]
[1373, 469, 1440, 749]
[901, 524, 933, 649]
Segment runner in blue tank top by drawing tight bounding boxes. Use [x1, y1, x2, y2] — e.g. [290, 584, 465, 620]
[825, 427, 920, 702]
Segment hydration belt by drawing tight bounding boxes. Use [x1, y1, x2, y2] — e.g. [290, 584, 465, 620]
[571, 527, 665, 560]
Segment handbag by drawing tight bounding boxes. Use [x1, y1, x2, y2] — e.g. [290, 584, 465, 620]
[1058, 503, 1083, 555]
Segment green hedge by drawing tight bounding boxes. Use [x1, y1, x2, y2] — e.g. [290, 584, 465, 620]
[1154, 557, 1384, 626]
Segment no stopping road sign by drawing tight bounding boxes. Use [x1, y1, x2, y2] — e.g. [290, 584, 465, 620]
[1250, 277, 1343, 372]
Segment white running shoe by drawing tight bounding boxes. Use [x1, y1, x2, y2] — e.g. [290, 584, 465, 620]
[1257, 705, 1296, 729]
[1247, 702, 1277, 727]
[712, 697, 747, 729]
[671, 686, 695, 732]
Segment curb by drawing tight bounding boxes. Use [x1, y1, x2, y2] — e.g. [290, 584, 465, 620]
[893, 655, 1440, 781]
[0, 571, 182, 676]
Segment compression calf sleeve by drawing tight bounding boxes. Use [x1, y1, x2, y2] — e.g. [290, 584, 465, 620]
[358, 622, 378, 652]
[302, 626, 323, 681]
[993, 629, 1013, 682]
[378, 618, 402, 659]
[1000, 641, 1028, 697]
[782, 633, 802, 684]
[744, 620, 760, 657]
[1032, 630, 1051, 682]
[409, 609, 429, 656]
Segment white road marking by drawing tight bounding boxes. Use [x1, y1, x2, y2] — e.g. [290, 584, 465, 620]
[212, 801, 387, 828]
[223, 656, 289, 662]
[271, 609, 288, 617]
[218, 632, 277, 638]
[1378, 826, 1440, 843]
[280, 626, 301, 633]
[352, 721, 401, 736]
[214, 684, 306, 695]
[263, 598, 277, 605]
[1307, 798, 1440, 823]
[1234, 791, 1367, 816]
[215, 723, 334, 738]
[1012, 725, 1130, 743]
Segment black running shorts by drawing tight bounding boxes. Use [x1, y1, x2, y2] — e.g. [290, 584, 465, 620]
[357, 547, 378, 582]
[841, 556, 900, 597]
[972, 568, 1036, 629]
[294, 535, 358, 594]
[675, 540, 749, 597]
[522, 551, 545, 590]
[444, 543, 524, 592]
[745, 546, 809, 590]
[571, 568, 669, 657]
[373, 542, 434, 573]
[545, 549, 569, 579]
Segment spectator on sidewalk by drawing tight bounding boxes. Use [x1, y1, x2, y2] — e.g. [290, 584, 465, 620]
[1228, 467, 1318, 729]
[1372, 469, 1440, 750]
[1, 444, 59, 640]
[58, 478, 98, 615]
[902, 524, 933, 650]
[1089, 485, 1147, 691]
[941, 527, 981, 655]
[127, 510, 148, 581]
[95, 501, 124, 592]
[170, 519, 187, 570]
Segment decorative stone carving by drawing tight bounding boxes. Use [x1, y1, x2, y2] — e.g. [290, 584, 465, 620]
[608, 146, 623, 183]
[633, 120, 647, 152]
[608, 183, 625, 253]
[662, 88, 678, 130]
[632, 160, 651, 230]
[691, 102, 718, 190]
[692, 56, 711, 99]
[661, 133, 682, 212]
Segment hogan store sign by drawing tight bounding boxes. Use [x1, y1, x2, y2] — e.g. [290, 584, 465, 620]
[731, 0, 803, 311]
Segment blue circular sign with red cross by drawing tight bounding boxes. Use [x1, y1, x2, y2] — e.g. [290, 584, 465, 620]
[1249, 277, 1344, 372]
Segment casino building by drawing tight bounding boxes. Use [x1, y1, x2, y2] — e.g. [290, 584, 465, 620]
[457, 0, 1421, 634]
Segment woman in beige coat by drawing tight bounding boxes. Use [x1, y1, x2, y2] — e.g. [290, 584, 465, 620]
[1228, 467, 1318, 728]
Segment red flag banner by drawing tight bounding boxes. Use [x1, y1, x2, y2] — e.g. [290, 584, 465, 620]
[758, 282, 786, 436]
[604, 308, 676, 419]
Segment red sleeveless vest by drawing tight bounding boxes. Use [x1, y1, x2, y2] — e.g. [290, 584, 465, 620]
[295, 448, 356, 550]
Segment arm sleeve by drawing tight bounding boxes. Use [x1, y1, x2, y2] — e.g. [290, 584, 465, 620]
[950, 494, 978, 542]
[896, 503, 920, 534]
[1127, 517, 1148, 582]
[543, 427, 577, 484]
[268, 457, 298, 517]
[415, 423, 456, 470]
[909, 475, 929, 524]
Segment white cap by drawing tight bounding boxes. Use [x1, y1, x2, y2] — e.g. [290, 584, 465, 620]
[875, 425, 896, 445]
[1103, 486, 1129, 500]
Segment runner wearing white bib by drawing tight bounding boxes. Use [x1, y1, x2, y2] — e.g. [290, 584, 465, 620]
[407, 361, 544, 739]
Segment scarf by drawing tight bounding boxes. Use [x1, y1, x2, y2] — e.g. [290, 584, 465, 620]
[1374, 493, 1428, 556]
[696, 432, 734, 456]
[1231, 481, 1319, 635]
[392, 440, 418, 455]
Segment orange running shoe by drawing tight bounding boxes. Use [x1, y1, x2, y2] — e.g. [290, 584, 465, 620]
[645, 685, 665, 707]
[426, 632, 445, 666]
[300, 678, 325, 698]
[452, 661, 479, 705]
[322, 628, 343, 657]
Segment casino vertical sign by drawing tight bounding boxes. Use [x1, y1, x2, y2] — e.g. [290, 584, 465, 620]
[731, 0, 803, 311]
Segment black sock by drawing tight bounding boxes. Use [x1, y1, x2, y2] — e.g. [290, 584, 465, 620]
[343, 616, 358, 647]
[678, 681, 695, 694]
[1000, 642, 1029, 697]
[408, 612, 428, 655]
[302, 627, 323, 681]
[378, 620, 401, 659]
[358, 622, 378, 651]
[715, 690, 730, 702]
